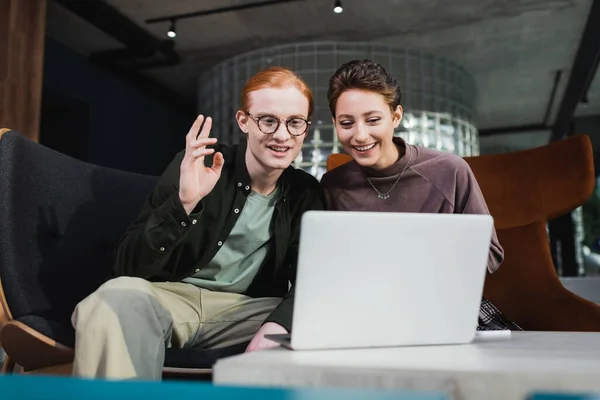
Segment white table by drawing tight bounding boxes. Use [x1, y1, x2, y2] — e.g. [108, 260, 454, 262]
[214, 332, 600, 400]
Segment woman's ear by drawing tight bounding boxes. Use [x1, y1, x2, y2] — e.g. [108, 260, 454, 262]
[393, 105, 403, 129]
[236, 110, 249, 133]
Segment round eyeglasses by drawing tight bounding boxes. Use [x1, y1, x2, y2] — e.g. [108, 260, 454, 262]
[246, 113, 310, 136]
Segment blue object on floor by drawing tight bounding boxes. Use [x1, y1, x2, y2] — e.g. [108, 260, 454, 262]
[529, 393, 600, 400]
[0, 375, 447, 400]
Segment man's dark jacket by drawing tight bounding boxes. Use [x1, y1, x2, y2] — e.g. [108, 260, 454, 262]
[113, 140, 325, 331]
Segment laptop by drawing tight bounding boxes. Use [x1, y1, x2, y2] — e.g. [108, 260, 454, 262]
[266, 210, 494, 350]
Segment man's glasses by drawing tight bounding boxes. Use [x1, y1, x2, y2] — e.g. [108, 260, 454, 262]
[246, 113, 310, 136]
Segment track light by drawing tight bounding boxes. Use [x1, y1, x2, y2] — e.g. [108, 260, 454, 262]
[167, 20, 176, 38]
[333, 0, 343, 13]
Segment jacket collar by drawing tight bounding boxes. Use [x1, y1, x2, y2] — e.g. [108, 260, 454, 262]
[234, 139, 252, 191]
[234, 138, 291, 199]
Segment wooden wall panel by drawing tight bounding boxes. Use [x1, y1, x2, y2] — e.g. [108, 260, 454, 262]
[0, 0, 47, 142]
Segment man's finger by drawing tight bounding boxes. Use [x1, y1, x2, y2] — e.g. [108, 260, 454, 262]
[192, 147, 215, 159]
[186, 115, 205, 148]
[245, 337, 258, 353]
[211, 152, 225, 175]
[190, 137, 217, 149]
[197, 116, 213, 139]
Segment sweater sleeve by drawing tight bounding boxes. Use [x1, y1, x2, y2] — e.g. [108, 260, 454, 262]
[454, 160, 504, 273]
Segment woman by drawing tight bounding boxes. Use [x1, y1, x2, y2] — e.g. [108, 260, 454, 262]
[320, 59, 520, 331]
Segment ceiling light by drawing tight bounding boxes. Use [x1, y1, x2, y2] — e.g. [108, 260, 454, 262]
[333, 0, 343, 13]
[167, 20, 176, 38]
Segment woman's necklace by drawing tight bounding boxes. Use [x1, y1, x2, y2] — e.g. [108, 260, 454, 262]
[365, 145, 413, 200]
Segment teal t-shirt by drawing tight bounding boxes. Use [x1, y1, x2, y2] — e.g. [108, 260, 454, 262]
[182, 188, 277, 293]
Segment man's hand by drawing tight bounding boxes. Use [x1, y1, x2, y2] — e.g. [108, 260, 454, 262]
[245, 322, 287, 352]
[179, 114, 224, 215]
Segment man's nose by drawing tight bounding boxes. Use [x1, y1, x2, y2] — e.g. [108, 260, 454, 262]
[272, 121, 291, 141]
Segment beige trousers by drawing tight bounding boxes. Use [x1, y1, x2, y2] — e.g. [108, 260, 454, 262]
[71, 276, 281, 380]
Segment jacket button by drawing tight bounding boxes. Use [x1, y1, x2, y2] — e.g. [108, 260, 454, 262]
[234, 208, 240, 214]
[218, 241, 223, 246]
[195, 269, 200, 273]
[159, 247, 165, 252]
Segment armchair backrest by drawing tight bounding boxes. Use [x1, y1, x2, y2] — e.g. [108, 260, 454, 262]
[463, 135, 594, 229]
[0, 130, 158, 331]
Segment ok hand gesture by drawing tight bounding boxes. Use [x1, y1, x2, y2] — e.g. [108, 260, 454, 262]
[179, 115, 224, 215]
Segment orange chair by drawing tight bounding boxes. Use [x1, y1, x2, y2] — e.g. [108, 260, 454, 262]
[326, 135, 600, 331]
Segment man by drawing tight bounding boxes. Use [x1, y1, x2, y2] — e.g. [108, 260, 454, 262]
[71, 67, 324, 379]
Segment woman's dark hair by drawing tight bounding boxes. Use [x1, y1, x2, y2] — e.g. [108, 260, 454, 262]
[327, 59, 402, 117]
